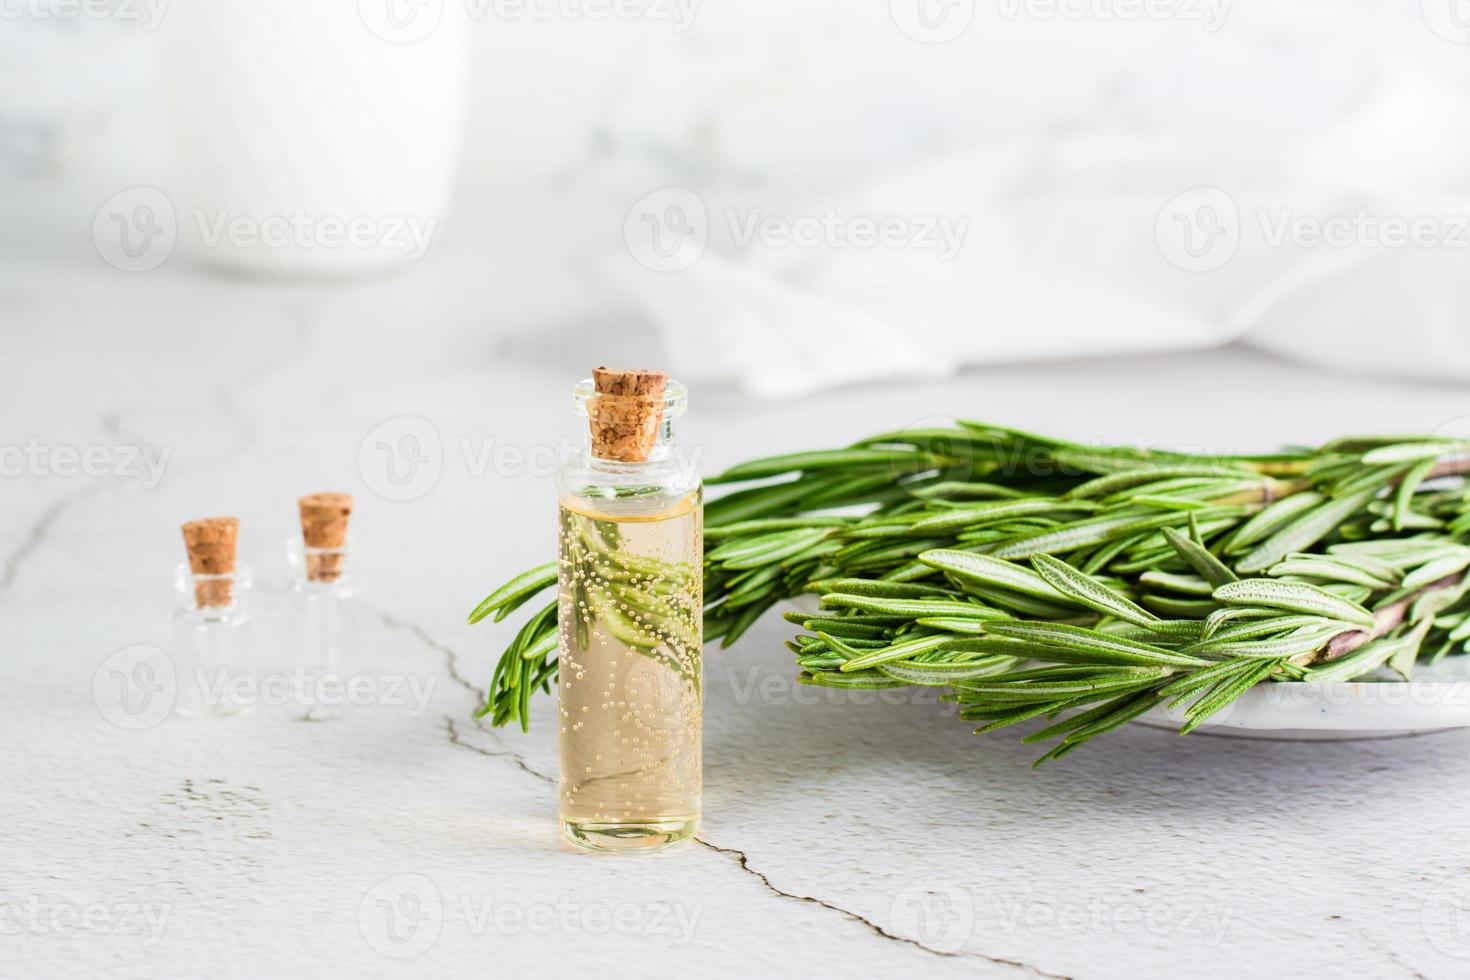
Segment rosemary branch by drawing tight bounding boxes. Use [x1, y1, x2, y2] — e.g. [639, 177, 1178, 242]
[468, 423, 1470, 762]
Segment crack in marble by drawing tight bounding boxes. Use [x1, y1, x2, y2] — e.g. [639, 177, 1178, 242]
[368, 603, 555, 783]
[0, 482, 110, 602]
[1355, 928, 1431, 980]
[370, 604, 485, 711]
[102, 305, 313, 472]
[100, 406, 155, 450]
[212, 307, 314, 458]
[693, 838, 1072, 978]
[445, 716, 555, 785]
[2, 384, 178, 602]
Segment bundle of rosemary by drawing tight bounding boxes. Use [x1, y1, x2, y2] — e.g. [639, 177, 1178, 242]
[469, 422, 1470, 763]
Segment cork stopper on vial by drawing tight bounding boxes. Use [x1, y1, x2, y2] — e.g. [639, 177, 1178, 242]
[181, 516, 239, 608]
[298, 492, 353, 583]
[587, 367, 668, 463]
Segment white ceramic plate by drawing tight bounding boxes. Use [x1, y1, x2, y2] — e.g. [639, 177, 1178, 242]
[1135, 662, 1470, 740]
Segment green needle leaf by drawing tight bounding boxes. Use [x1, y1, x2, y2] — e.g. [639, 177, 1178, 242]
[1402, 552, 1470, 592]
[1030, 554, 1159, 627]
[838, 634, 955, 672]
[1393, 457, 1439, 532]
[1213, 579, 1375, 627]
[918, 549, 1075, 604]
[1265, 556, 1397, 589]
[1361, 441, 1465, 464]
[820, 593, 1009, 620]
[1065, 463, 1255, 499]
[905, 499, 1094, 535]
[1186, 625, 1344, 659]
[982, 621, 1210, 668]
[712, 448, 945, 483]
[467, 562, 558, 624]
[1225, 491, 1324, 553]
[1235, 486, 1380, 573]
[1179, 659, 1281, 734]
[1161, 526, 1238, 588]
[799, 672, 911, 690]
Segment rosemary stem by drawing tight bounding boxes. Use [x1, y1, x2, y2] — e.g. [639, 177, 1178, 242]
[1316, 572, 1467, 663]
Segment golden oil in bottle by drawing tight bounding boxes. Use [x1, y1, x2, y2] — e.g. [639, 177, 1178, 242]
[556, 370, 701, 851]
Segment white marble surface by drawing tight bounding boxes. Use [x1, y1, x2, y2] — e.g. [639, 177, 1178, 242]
[6, 239, 1470, 979]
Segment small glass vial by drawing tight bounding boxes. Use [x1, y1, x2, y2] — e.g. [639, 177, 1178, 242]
[557, 369, 702, 851]
[174, 517, 252, 718]
[287, 539, 359, 719]
[287, 493, 357, 721]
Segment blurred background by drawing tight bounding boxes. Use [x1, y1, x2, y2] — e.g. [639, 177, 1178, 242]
[5, 0, 1470, 395]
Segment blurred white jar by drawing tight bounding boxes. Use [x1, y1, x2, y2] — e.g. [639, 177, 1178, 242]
[161, 0, 470, 275]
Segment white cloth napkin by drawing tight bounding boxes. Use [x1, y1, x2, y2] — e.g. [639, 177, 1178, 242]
[607, 63, 1470, 397]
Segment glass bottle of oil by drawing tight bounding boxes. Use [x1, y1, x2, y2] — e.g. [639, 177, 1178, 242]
[557, 368, 701, 852]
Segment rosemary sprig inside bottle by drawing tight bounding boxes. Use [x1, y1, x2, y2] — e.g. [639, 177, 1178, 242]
[561, 508, 700, 689]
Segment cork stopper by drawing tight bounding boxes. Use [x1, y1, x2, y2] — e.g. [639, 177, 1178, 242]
[587, 367, 668, 462]
[181, 516, 239, 608]
[298, 492, 353, 583]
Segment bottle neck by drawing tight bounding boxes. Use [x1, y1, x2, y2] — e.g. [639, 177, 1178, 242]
[176, 564, 251, 617]
[581, 416, 678, 470]
[302, 546, 350, 586]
